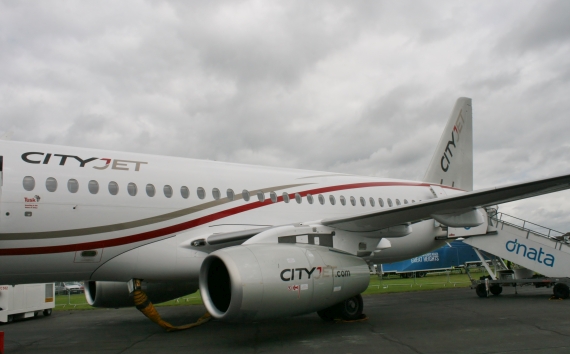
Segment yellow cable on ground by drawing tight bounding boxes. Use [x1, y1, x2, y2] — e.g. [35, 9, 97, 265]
[132, 289, 211, 332]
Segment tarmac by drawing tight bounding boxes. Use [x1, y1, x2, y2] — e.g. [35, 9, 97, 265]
[2, 285, 570, 353]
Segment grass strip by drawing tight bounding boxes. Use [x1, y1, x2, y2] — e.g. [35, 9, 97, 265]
[54, 270, 482, 311]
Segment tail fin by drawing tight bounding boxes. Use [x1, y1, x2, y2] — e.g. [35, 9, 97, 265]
[423, 97, 473, 191]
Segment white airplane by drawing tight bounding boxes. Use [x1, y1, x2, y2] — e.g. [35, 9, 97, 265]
[1, 97, 569, 322]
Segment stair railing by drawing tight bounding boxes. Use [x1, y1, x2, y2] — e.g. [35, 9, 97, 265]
[491, 212, 566, 241]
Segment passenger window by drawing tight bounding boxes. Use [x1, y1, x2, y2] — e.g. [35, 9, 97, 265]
[227, 189, 235, 201]
[282, 192, 290, 203]
[164, 185, 173, 198]
[88, 180, 99, 194]
[197, 187, 206, 199]
[212, 188, 221, 200]
[127, 182, 137, 196]
[379, 198, 384, 207]
[412, 200, 416, 203]
[46, 177, 58, 192]
[242, 189, 250, 202]
[360, 197, 366, 206]
[108, 181, 119, 195]
[396, 199, 401, 206]
[257, 191, 265, 202]
[350, 196, 356, 206]
[340, 195, 346, 206]
[146, 184, 156, 197]
[23, 176, 35, 191]
[307, 194, 314, 204]
[404, 199, 408, 204]
[181, 186, 190, 199]
[295, 193, 302, 204]
[318, 194, 325, 205]
[387, 198, 393, 207]
[369, 197, 375, 207]
[270, 191, 277, 203]
[329, 195, 336, 205]
[67, 179, 79, 193]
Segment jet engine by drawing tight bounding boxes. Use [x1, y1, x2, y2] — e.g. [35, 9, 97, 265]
[199, 243, 370, 322]
[84, 280, 198, 308]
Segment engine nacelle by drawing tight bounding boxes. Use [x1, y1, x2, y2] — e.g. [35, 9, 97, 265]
[199, 243, 369, 322]
[85, 280, 198, 308]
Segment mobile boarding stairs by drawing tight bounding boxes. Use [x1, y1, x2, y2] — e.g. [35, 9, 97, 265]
[448, 211, 570, 298]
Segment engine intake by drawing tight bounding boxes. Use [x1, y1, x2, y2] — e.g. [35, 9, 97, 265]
[199, 243, 369, 322]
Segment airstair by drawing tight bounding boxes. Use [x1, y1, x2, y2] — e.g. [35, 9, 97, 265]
[460, 211, 570, 298]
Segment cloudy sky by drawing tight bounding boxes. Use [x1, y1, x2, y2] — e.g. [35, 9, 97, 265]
[2, 0, 570, 231]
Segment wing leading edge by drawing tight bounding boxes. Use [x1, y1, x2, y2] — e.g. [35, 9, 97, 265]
[322, 174, 570, 232]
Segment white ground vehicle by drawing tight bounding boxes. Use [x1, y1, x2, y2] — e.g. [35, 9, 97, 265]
[0, 283, 55, 323]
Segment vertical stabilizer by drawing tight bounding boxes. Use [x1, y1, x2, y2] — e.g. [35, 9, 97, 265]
[423, 97, 473, 191]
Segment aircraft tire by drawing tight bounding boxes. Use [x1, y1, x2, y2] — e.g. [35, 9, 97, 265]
[337, 294, 364, 321]
[490, 285, 502, 296]
[476, 284, 488, 298]
[553, 283, 570, 299]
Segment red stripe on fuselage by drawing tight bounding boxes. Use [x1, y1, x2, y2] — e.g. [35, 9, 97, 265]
[0, 181, 457, 255]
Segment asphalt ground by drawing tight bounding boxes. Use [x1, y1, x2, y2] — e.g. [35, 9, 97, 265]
[2, 286, 570, 354]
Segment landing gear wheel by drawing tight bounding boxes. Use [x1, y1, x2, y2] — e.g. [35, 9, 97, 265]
[43, 308, 52, 316]
[317, 306, 337, 322]
[338, 294, 364, 321]
[553, 283, 570, 299]
[476, 284, 488, 298]
[490, 285, 503, 296]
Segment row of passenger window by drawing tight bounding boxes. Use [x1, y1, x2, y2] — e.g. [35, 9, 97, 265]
[23, 176, 187, 198]
[21, 176, 415, 206]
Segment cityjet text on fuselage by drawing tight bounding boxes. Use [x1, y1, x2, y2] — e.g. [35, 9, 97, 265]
[440, 110, 466, 172]
[21, 152, 148, 172]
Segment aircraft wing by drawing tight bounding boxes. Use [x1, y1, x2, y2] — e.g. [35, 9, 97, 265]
[322, 174, 570, 232]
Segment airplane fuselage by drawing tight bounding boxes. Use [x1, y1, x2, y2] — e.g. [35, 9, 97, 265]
[0, 140, 457, 284]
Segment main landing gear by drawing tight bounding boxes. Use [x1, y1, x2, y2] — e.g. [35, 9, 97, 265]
[317, 294, 365, 322]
